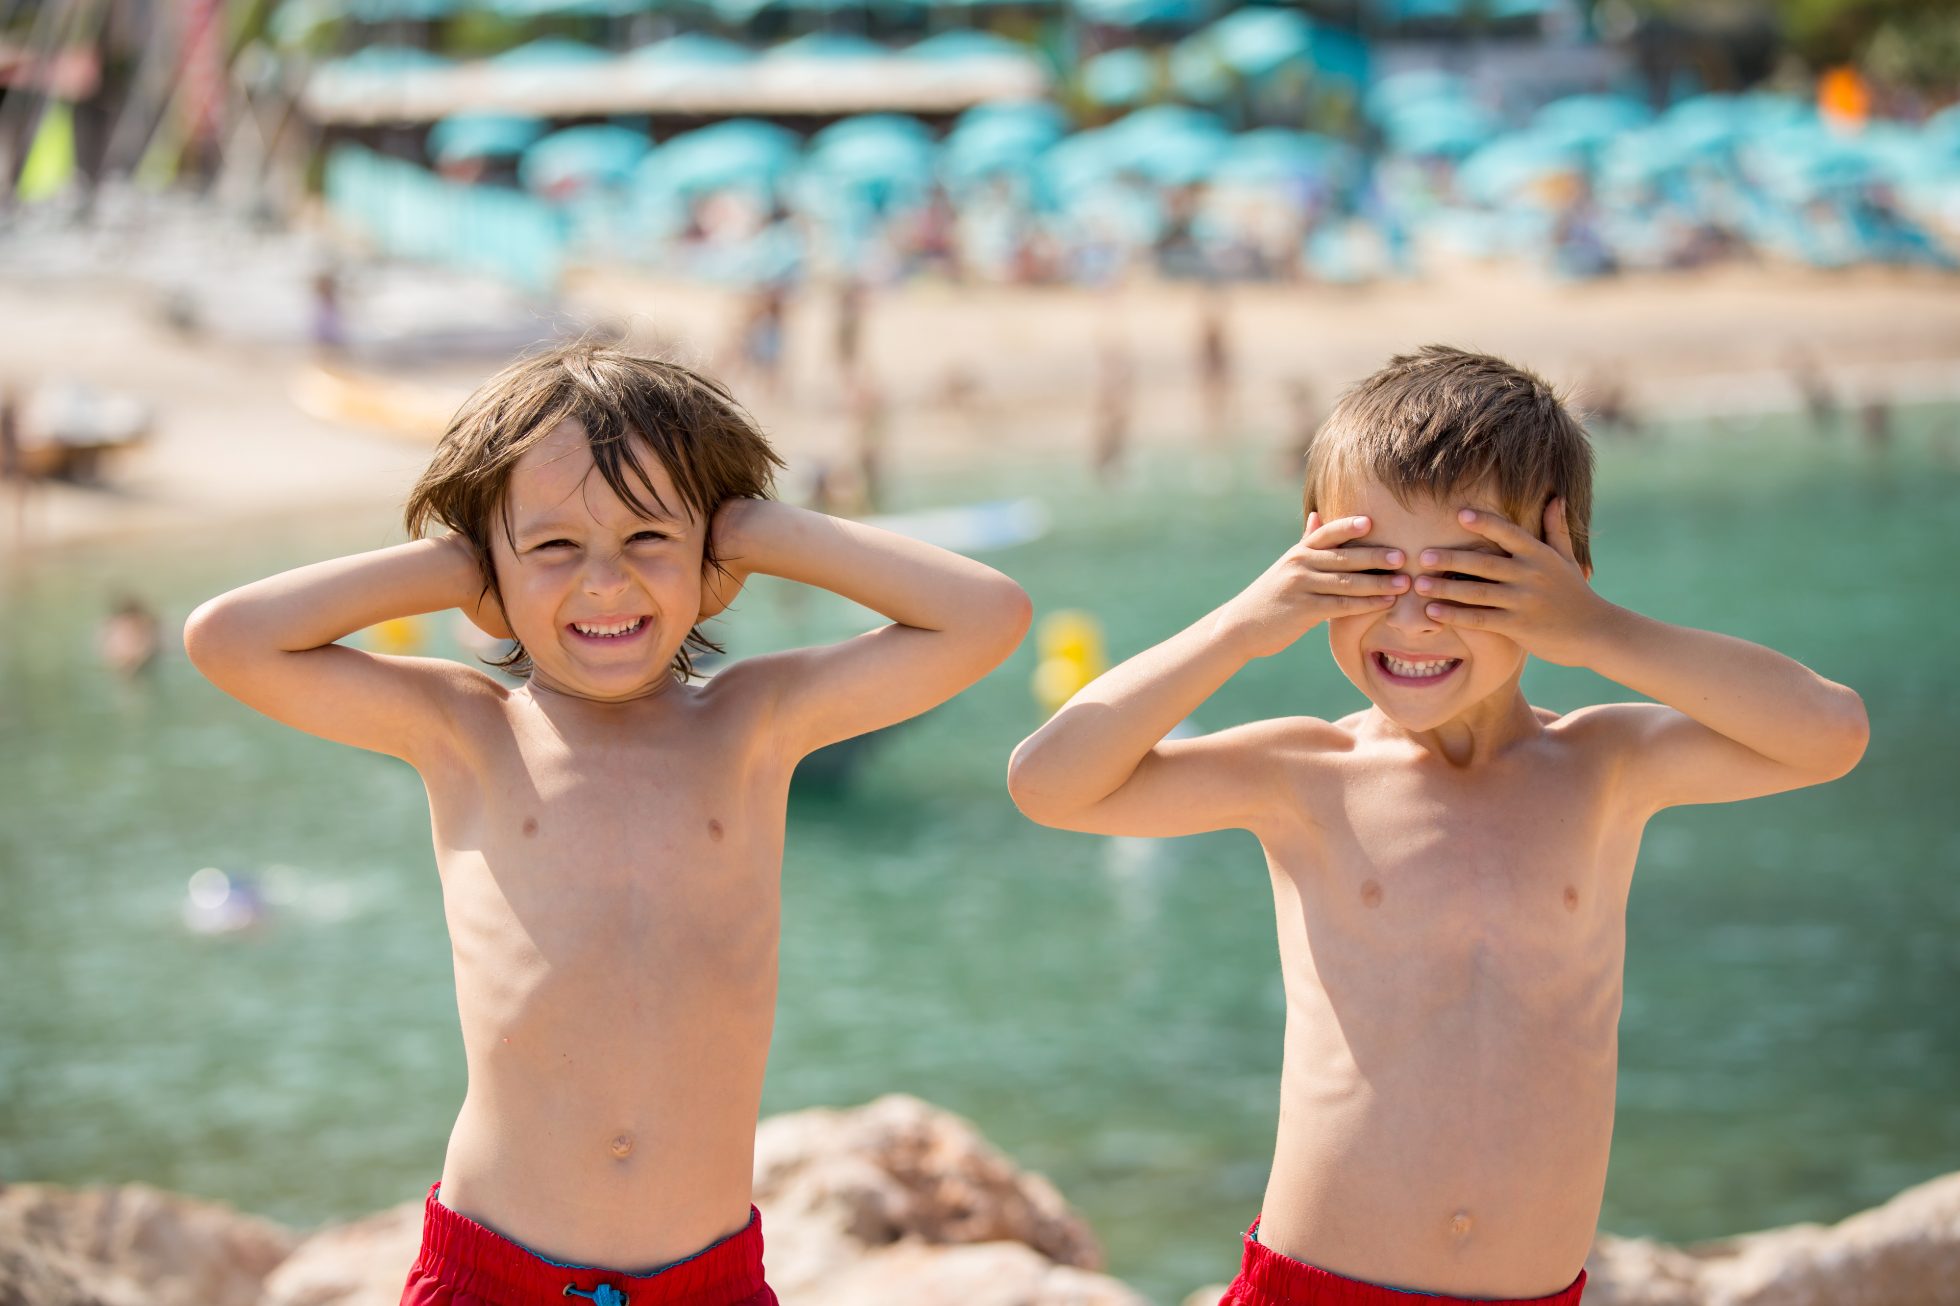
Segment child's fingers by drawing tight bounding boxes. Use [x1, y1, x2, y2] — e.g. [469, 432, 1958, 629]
[1426, 600, 1502, 630]
[1454, 508, 1541, 555]
[1303, 513, 1374, 550]
[1414, 547, 1523, 582]
[1309, 568, 1409, 597]
[1412, 575, 1509, 607]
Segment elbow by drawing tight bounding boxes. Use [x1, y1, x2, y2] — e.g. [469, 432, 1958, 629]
[980, 577, 1033, 661]
[182, 594, 256, 682]
[181, 597, 230, 674]
[1005, 734, 1069, 828]
[1818, 686, 1871, 780]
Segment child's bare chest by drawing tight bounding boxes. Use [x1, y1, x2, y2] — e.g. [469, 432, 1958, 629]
[1279, 746, 1642, 980]
[427, 702, 789, 984]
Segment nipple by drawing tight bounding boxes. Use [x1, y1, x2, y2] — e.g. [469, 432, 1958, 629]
[609, 1134, 634, 1160]
[521, 816, 538, 837]
[1563, 885, 1580, 912]
[1360, 880, 1383, 909]
[707, 819, 724, 842]
[1449, 1211, 1473, 1238]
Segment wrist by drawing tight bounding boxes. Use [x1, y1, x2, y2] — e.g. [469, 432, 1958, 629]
[1205, 600, 1269, 663]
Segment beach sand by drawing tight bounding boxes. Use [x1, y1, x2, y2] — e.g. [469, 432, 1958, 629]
[3, 261, 1957, 550]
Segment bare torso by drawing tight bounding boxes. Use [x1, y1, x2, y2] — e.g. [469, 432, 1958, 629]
[1252, 707, 1643, 1299]
[419, 672, 785, 1269]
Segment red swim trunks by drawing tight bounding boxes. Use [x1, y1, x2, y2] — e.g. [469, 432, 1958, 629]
[400, 1185, 779, 1306]
[1218, 1220, 1585, 1306]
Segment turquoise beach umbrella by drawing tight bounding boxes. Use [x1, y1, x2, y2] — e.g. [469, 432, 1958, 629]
[641, 119, 800, 200]
[520, 125, 651, 196]
[488, 0, 643, 15]
[347, 0, 470, 19]
[428, 113, 547, 164]
[1204, 6, 1313, 80]
[906, 31, 1031, 62]
[1210, 128, 1355, 189]
[1073, 0, 1207, 29]
[1081, 48, 1158, 107]
[770, 32, 886, 61]
[1533, 94, 1654, 146]
[1383, 98, 1496, 156]
[1457, 134, 1585, 205]
[812, 114, 932, 154]
[956, 100, 1070, 137]
[1365, 68, 1467, 122]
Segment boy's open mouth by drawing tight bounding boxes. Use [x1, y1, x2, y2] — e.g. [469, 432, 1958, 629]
[567, 616, 650, 642]
[1372, 651, 1463, 686]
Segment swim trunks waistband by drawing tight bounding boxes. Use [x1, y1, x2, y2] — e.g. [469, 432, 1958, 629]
[1219, 1219, 1586, 1306]
[401, 1184, 777, 1306]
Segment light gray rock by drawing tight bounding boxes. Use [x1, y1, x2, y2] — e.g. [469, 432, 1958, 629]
[0, 1182, 293, 1306]
[753, 1093, 1143, 1305]
[257, 1201, 421, 1306]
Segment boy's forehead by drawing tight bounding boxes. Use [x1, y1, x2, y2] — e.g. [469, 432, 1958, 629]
[1328, 478, 1508, 542]
[506, 419, 687, 525]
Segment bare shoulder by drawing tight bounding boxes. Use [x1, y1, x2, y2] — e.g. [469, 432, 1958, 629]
[1537, 701, 1667, 752]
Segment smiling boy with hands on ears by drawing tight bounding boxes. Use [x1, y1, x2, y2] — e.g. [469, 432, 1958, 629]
[1008, 346, 1868, 1306]
[185, 343, 1031, 1306]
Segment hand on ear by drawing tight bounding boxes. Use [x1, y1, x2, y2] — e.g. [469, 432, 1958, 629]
[1544, 497, 1592, 581]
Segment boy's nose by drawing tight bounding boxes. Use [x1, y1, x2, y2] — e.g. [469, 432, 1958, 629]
[1382, 586, 1442, 634]
[581, 551, 630, 595]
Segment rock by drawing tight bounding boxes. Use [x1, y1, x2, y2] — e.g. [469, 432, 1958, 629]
[753, 1094, 1145, 1305]
[0, 1182, 293, 1306]
[258, 1201, 422, 1306]
[797, 1240, 1146, 1306]
[1586, 1170, 1960, 1306]
[1584, 1235, 1707, 1305]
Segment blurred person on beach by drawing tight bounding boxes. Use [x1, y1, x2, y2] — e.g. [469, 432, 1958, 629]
[1009, 346, 1868, 1306]
[183, 342, 1030, 1306]
[1197, 285, 1235, 453]
[99, 594, 161, 678]
[0, 382, 33, 554]
[1091, 328, 1135, 487]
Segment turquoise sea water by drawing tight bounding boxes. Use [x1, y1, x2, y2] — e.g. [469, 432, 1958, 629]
[2, 408, 1957, 1303]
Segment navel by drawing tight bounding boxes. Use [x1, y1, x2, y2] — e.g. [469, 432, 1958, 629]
[1449, 1210, 1473, 1238]
[1563, 885, 1580, 912]
[609, 1134, 634, 1160]
[1359, 879, 1383, 909]
[521, 816, 538, 838]
[707, 819, 724, 842]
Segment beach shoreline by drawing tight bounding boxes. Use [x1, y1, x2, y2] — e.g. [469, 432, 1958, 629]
[3, 260, 1957, 552]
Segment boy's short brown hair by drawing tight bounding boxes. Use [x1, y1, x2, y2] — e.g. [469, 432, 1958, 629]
[1303, 346, 1595, 570]
[404, 340, 783, 679]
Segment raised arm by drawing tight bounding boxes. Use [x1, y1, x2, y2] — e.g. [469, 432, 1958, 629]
[1417, 502, 1869, 812]
[183, 535, 505, 765]
[1008, 512, 1408, 837]
[708, 499, 1031, 757]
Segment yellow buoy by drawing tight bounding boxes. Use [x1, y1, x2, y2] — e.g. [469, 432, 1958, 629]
[369, 616, 425, 656]
[1032, 610, 1107, 715]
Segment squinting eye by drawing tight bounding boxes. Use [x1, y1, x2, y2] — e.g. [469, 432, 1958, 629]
[533, 539, 576, 551]
[629, 530, 669, 543]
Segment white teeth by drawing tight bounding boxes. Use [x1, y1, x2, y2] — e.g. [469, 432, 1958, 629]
[573, 618, 643, 638]
[1381, 653, 1457, 679]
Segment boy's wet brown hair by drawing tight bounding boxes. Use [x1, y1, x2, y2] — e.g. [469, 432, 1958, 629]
[1303, 345, 1595, 571]
[404, 339, 783, 680]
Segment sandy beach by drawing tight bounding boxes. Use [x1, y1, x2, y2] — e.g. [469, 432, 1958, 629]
[4, 260, 1958, 550]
